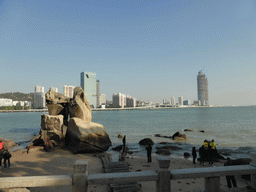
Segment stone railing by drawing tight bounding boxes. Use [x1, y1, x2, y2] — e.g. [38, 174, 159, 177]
[1, 153, 256, 192]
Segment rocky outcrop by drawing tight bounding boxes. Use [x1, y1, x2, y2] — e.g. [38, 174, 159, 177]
[172, 132, 187, 140]
[184, 129, 193, 131]
[68, 87, 92, 122]
[45, 90, 70, 125]
[139, 138, 154, 146]
[0, 137, 18, 149]
[156, 149, 171, 156]
[40, 114, 66, 147]
[65, 117, 112, 153]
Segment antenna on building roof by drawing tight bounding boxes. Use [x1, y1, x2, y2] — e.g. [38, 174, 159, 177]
[199, 66, 205, 73]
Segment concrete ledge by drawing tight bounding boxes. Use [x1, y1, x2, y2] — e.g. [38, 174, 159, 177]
[88, 171, 158, 185]
[0, 175, 72, 188]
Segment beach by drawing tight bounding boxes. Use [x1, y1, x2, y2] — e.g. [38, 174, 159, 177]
[0, 148, 252, 192]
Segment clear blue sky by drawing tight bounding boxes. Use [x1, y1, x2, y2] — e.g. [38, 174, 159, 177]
[1, 0, 255, 106]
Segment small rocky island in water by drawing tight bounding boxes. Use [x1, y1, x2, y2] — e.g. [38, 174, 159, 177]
[28, 86, 112, 154]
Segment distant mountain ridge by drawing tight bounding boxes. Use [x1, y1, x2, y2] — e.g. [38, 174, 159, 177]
[0, 92, 35, 103]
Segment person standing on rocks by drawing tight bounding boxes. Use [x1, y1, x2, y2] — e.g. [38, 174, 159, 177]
[146, 145, 152, 163]
[122, 135, 126, 150]
[192, 147, 197, 164]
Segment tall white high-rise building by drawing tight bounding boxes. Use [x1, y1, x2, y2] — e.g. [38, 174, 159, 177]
[171, 97, 175, 106]
[178, 96, 183, 106]
[197, 71, 209, 106]
[49, 87, 58, 93]
[99, 94, 106, 105]
[34, 85, 45, 108]
[80, 72, 97, 108]
[63, 85, 75, 98]
[35, 85, 44, 93]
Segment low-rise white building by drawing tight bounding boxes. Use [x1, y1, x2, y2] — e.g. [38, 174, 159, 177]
[0, 98, 13, 106]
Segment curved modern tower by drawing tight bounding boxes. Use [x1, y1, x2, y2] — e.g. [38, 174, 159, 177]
[197, 71, 209, 106]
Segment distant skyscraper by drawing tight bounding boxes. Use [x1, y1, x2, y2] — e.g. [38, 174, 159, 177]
[63, 85, 75, 98]
[49, 87, 58, 92]
[96, 80, 100, 107]
[80, 72, 97, 108]
[197, 71, 209, 106]
[34, 85, 45, 108]
[178, 96, 183, 106]
[171, 97, 175, 106]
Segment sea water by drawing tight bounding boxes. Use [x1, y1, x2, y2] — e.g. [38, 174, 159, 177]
[0, 106, 256, 159]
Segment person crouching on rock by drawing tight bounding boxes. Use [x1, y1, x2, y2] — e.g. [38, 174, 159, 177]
[192, 147, 197, 164]
[3, 149, 12, 168]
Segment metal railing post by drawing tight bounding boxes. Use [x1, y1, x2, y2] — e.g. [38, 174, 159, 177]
[156, 156, 171, 192]
[72, 160, 88, 192]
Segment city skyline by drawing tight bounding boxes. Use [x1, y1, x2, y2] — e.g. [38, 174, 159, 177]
[1, 0, 255, 106]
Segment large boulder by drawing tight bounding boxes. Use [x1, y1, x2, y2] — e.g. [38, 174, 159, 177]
[0, 137, 18, 149]
[65, 117, 112, 153]
[68, 87, 92, 122]
[139, 138, 154, 146]
[40, 114, 66, 147]
[45, 90, 70, 125]
[172, 132, 187, 140]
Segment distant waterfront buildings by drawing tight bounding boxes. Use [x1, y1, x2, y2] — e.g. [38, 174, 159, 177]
[197, 71, 209, 106]
[63, 85, 75, 98]
[80, 72, 97, 108]
[183, 100, 191, 105]
[34, 85, 45, 109]
[178, 96, 183, 106]
[49, 87, 58, 93]
[112, 93, 136, 108]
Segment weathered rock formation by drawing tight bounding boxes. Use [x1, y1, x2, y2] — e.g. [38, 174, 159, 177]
[68, 87, 92, 122]
[45, 90, 70, 125]
[40, 114, 67, 145]
[65, 117, 112, 153]
[33, 86, 112, 153]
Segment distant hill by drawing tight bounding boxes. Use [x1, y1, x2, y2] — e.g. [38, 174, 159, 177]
[0, 92, 35, 102]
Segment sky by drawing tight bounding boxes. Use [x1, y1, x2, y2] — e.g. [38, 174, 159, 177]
[0, 0, 255, 106]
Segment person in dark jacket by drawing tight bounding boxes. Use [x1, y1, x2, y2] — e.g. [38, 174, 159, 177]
[146, 145, 152, 163]
[192, 147, 197, 164]
[3, 149, 11, 168]
[224, 158, 237, 188]
[199, 145, 205, 165]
